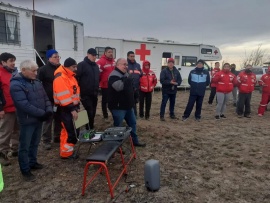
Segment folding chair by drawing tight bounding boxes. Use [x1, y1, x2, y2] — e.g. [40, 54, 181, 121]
[73, 110, 102, 156]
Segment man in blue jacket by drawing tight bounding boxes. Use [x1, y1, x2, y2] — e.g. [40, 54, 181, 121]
[160, 58, 182, 121]
[10, 60, 52, 182]
[182, 60, 210, 121]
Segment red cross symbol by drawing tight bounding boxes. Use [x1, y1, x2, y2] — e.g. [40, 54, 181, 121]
[214, 50, 218, 55]
[135, 44, 151, 61]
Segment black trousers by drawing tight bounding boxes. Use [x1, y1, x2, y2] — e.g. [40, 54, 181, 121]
[81, 96, 98, 129]
[139, 91, 152, 118]
[183, 95, 204, 119]
[208, 87, 216, 104]
[60, 109, 78, 144]
[133, 89, 140, 117]
[101, 88, 109, 118]
[237, 93, 252, 116]
[42, 108, 61, 143]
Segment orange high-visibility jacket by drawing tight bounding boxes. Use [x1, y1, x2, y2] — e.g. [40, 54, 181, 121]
[53, 65, 80, 108]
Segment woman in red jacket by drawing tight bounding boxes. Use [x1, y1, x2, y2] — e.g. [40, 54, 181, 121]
[139, 61, 157, 120]
[212, 63, 237, 119]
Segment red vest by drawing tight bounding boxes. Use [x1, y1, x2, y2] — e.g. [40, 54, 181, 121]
[139, 70, 157, 92]
[0, 66, 16, 112]
[259, 73, 270, 94]
[237, 71, 256, 93]
[212, 70, 236, 93]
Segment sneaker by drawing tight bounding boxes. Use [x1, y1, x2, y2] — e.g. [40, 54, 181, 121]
[7, 151, 18, 158]
[208, 102, 212, 105]
[0, 151, 11, 166]
[220, 114, 226, 118]
[134, 142, 146, 147]
[170, 115, 177, 119]
[30, 163, 44, 170]
[160, 117, 165, 121]
[43, 143, 52, 150]
[22, 171, 36, 182]
[140, 115, 144, 119]
[215, 115, 220, 119]
[244, 114, 251, 118]
[238, 115, 243, 118]
[182, 116, 188, 121]
[54, 137, 60, 143]
[258, 114, 263, 117]
[195, 117, 201, 122]
[145, 116, 149, 120]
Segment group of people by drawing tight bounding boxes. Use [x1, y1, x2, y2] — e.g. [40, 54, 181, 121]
[1, 47, 269, 182]
[160, 60, 269, 122]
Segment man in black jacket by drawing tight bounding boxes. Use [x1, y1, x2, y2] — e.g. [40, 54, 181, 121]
[159, 58, 182, 121]
[77, 48, 100, 129]
[38, 49, 61, 150]
[108, 58, 145, 147]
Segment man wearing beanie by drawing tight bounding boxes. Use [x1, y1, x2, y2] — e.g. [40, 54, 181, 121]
[77, 48, 99, 129]
[182, 60, 210, 121]
[38, 49, 61, 150]
[53, 57, 80, 159]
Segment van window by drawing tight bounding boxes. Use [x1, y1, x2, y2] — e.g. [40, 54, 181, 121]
[182, 56, 197, 67]
[201, 48, 212, 54]
[95, 47, 116, 59]
[174, 55, 180, 65]
[252, 68, 263, 75]
[161, 52, 172, 70]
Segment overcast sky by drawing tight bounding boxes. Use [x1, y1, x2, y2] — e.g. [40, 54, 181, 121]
[3, 0, 270, 67]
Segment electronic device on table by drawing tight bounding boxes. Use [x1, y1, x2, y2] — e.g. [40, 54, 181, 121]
[102, 127, 132, 141]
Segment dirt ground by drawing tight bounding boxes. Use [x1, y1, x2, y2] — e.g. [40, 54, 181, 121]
[1, 89, 270, 203]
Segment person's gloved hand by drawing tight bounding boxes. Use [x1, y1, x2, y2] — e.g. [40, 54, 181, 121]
[39, 111, 53, 122]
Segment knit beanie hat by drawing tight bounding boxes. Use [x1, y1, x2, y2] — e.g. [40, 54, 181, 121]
[46, 49, 58, 59]
[64, 57, 77, 67]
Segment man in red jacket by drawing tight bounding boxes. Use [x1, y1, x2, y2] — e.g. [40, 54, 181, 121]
[139, 60, 157, 120]
[211, 63, 237, 119]
[0, 53, 19, 166]
[258, 67, 270, 116]
[208, 62, 220, 104]
[96, 47, 115, 119]
[236, 65, 256, 118]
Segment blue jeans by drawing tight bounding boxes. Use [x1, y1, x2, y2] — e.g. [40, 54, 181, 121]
[183, 95, 204, 119]
[111, 109, 139, 145]
[160, 93, 176, 117]
[18, 122, 42, 173]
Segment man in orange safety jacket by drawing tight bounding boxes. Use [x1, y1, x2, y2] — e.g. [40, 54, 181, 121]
[53, 57, 80, 158]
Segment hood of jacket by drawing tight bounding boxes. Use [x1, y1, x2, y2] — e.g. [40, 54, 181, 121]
[54, 65, 75, 78]
[142, 60, 151, 73]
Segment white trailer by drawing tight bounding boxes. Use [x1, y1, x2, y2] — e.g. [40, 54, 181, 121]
[0, 2, 84, 67]
[84, 36, 222, 87]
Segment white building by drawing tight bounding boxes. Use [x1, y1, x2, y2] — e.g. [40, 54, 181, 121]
[0, 2, 84, 67]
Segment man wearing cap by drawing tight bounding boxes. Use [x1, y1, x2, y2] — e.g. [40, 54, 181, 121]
[97, 47, 115, 120]
[159, 58, 182, 121]
[77, 48, 99, 129]
[38, 49, 61, 150]
[53, 58, 80, 159]
[182, 60, 210, 121]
